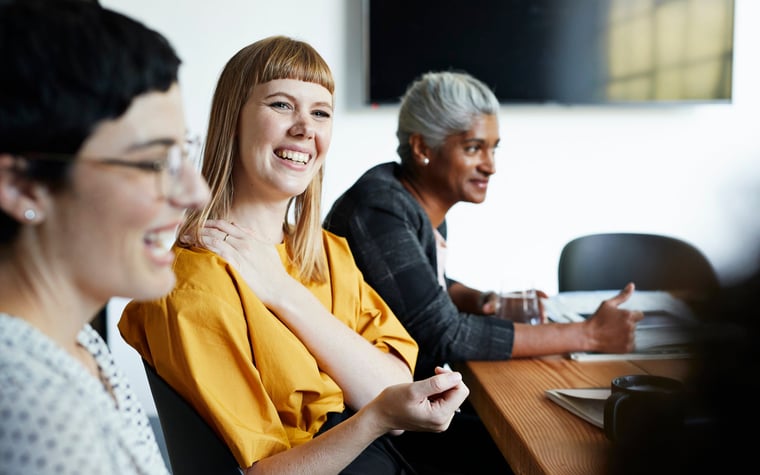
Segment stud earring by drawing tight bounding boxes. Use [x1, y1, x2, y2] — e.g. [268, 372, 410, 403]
[422, 157, 429, 166]
[24, 209, 37, 221]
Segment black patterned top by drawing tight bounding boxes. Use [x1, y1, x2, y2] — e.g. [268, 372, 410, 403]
[324, 162, 515, 380]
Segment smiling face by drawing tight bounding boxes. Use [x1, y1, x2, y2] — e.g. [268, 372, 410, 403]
[47, 84, 209, 303]
[234, 78, 333, 206]
[426, 114, 500, 208]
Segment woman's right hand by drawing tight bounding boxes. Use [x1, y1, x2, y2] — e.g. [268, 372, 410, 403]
[244, 367, 469, 475]
[198, 219, 294, 305]
[199, 219, 416, 408]
[584, 282, 645, 353]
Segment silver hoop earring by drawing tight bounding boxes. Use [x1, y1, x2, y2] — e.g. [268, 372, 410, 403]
[24, 209, 37, 221]
[422, 157, 429, 166]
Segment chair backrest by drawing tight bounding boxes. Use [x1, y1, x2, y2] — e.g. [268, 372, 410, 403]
[142, 360, 242, 475]
[557, 233, 719, 293]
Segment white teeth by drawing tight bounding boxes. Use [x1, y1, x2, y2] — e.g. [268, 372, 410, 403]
[276, 149, 310, 164]
[145, 230, 176, 255]
[157, 232, 176, 251]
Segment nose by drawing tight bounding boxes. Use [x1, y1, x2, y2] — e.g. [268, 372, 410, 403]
[481, 149, 496, 175]
[169, 162, 210, 210]
[289, 110, 315, 139]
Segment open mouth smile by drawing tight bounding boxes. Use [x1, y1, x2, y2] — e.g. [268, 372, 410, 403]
[275, 149, 310, 165]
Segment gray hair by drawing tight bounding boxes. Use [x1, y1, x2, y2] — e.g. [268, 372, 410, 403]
[396, 71, 499, 165]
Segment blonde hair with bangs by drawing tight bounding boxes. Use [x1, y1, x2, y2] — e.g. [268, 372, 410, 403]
[178, 35, 334, 284]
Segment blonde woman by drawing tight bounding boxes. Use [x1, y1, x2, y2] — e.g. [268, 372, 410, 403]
[119, 36, 468, 475]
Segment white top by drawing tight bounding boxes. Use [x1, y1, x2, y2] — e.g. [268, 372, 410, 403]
[433, 228, 448, 290]
[0, 313, 169, 475]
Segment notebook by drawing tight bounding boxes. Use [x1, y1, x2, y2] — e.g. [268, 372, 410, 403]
[544, 388, 610, 428]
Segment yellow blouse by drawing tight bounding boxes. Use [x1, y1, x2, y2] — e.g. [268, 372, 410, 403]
[118, 231, 418, 468]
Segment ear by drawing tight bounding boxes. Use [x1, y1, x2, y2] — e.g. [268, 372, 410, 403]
[409, 134, 432, 164]
[0, 154, 48, 224]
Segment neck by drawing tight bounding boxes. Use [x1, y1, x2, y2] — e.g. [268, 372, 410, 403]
[399, 175, 451, 228]
[228, 201, 287, 244]
[0, 262, 102, 355]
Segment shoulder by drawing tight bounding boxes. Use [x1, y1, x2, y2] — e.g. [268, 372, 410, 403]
[172, 245, 228, 275]
[123, 246, 242, 317]
[321, 229, 366, 270]
[170, 245, 242, 292]
[325, 162, 421, 226]
[336, 162, 409, 205]
[321, 229, 353, 255]
[0, 322, 110, 429]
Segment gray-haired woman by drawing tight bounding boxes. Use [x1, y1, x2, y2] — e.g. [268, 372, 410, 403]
[324, 70, 643, 474]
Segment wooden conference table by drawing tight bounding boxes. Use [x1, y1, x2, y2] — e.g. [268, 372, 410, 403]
[457, 355, 691, 475]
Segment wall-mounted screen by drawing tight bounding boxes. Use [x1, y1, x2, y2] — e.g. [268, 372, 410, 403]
[367, 0, 735, 105]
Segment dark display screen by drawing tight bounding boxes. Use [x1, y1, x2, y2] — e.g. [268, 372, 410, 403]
[368, 0, 734, 105]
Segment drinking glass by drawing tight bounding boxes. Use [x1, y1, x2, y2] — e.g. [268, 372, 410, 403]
[496, 288, 541, 325]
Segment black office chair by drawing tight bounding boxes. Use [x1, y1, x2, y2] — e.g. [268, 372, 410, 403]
[557, 233, 719, 293]
[142, 360, 242, 475]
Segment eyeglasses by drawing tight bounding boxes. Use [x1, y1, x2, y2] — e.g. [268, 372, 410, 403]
[18, 136, 202, 199]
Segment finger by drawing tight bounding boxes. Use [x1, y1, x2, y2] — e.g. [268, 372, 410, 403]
[434, 366, 452, 374]
[418, 371, 464, 398]
[630, 310, 645, 322]
[203, 219, 228, 233]
[196, 227, 233, 254]
[432, 368, 467, 412]
[199, 225, 228, 243]
[604, 282, 635, 307]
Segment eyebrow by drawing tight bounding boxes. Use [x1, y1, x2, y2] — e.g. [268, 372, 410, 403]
[461, 137, 501, 147]
[124, 137, 176, 153]
[263, 91, 334, 111]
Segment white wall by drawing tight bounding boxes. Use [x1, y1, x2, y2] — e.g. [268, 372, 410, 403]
[102, 0, 760, 416]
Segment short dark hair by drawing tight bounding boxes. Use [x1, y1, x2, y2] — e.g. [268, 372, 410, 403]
[0, 0, 181, 154]
[0, 0, 181, 242]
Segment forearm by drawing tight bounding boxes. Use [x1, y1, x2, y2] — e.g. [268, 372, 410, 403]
[245, 370, 469, 475]
[448, 281, 489, 314]
[244, 405, 386, 475]
[273, 281, 412, 408]
[511, 284, 642, 357]
[510, 322, 593, 357]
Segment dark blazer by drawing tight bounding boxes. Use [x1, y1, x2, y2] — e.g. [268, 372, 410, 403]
[324, 162, 515, 379]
